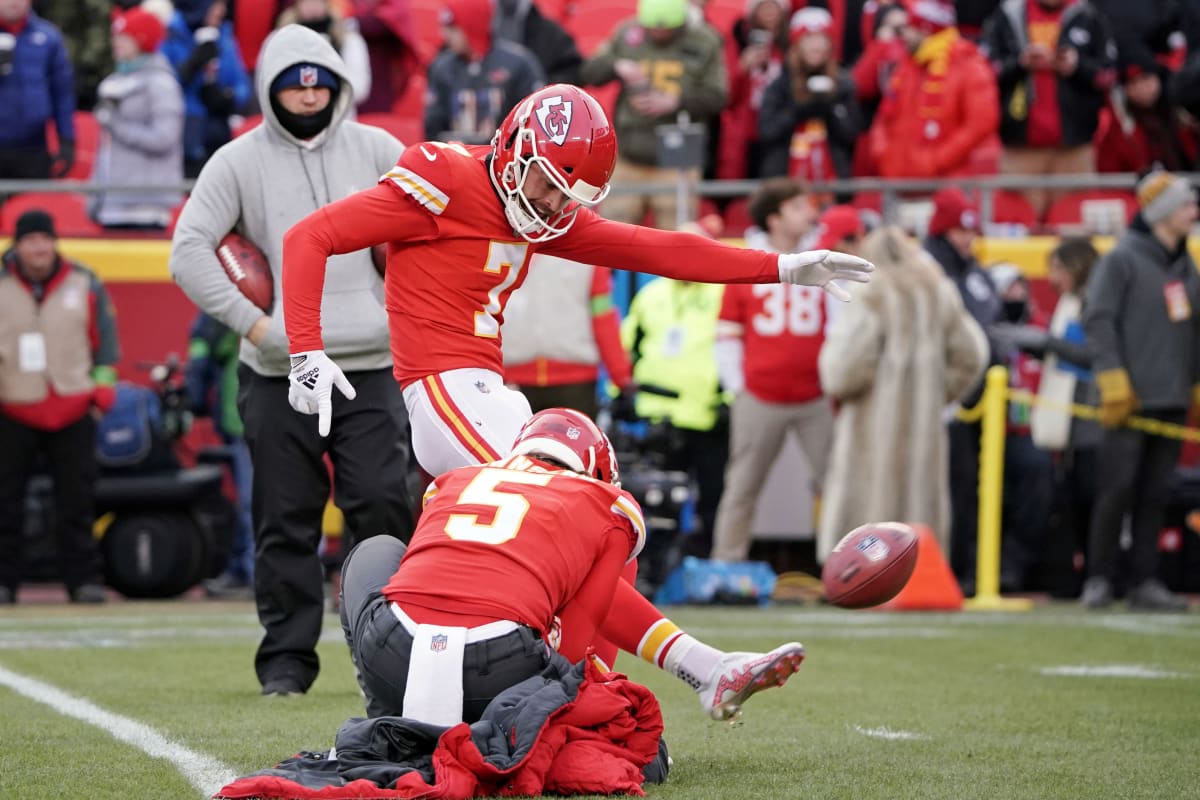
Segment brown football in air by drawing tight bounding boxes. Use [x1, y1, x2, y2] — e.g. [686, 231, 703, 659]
[217, 231, 273, 312]
[821, 522, 919, 609]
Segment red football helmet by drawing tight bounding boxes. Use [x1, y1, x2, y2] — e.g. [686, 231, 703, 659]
[489, 84, 618, 242]
[510, 407, 620, 485]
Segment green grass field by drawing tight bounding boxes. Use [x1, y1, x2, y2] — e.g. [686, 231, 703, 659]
[0, 600, 1198, 800]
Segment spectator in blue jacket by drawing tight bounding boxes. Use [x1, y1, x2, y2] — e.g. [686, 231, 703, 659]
[0, 0, 76, 180]
[161, 0, 250, 177]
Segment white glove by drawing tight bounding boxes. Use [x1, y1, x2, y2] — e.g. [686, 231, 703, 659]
[778, 249, 874, 302]
[288, 350, 356, 437]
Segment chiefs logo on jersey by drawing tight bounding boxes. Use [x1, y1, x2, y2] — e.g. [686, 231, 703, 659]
[534, 95, 573, 146]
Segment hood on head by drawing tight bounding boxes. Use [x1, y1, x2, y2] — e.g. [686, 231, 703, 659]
[256, 24, 354, 147]
[444, 0, 493, 60]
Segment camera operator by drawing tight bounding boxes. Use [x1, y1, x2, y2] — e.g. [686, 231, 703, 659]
[621, 276, 727, 557]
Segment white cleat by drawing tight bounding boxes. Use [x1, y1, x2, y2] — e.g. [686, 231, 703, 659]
[698, 642, 805, 721]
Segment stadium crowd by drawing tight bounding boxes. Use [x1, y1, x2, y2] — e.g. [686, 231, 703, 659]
[1, 0, 1198, 619]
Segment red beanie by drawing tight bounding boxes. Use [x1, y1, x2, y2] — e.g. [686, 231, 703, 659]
[904, 0, 955, 34]
[111, 8, 167, 54]
[815, 205, 865, 250]
[928, 187, 981, 236]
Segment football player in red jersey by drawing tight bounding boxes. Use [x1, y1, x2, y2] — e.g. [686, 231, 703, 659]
[284, 84, 863, 720]
[341, 408, 804, 727]
[339, 408, 640, 723]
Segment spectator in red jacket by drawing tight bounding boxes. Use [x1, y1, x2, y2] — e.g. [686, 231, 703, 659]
[868, 0, 1000, 178]
[716, 0, 789, 180]
[1095, 58, 1199, 174]
[0, 210, 119, 605]
[850, 2, 908, 174]
[351, 0, 420, 114]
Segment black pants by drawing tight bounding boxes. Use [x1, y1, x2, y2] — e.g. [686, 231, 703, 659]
[0, 413, 102, 592]
[238, 366, 415, 690]
[339, 535, 550, 722]
[1087, 411, 1186, 586]
[518, 381, 599, 420]
[1000, 434, 1053, 588]
[0, 145, 52, 180]
[948, 420, 981, 584]
[666, 426, 728, 558]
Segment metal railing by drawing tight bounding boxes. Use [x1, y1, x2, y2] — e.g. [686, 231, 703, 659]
[3, 171, 1198, 230]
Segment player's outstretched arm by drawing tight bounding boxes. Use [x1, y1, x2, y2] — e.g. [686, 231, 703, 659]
[548, 214, 873, 298]
[777, 249, 875, 301]
[282, 184, 437, 436]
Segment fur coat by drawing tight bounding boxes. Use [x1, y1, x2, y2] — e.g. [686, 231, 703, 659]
[817, 227, 988, 561]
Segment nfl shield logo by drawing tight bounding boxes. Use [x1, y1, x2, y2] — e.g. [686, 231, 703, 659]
[855, 535, 890, 563]
[299, 66, 318, 88]
[430, 634, 448, 652]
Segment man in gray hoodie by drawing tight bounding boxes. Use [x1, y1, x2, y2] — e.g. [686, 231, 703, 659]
[1082, 170, 1199, 612]
[170, 24, 413, 696]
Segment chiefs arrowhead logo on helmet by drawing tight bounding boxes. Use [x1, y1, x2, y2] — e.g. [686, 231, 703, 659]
[534, 96, 572, 146]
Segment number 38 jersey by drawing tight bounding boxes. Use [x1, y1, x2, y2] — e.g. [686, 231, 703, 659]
[382, 455, 646, 636]
[718, 283, 836, 404]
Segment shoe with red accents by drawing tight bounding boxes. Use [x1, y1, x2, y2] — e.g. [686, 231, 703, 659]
[698, 642, 805, 721]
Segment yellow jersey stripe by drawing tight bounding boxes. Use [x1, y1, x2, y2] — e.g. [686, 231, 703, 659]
[611, 495, 647, 561]
[386, 168, 448, 214]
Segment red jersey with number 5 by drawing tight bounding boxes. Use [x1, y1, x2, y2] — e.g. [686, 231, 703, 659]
[382, 455, 646, 637]
[281, 142, 781, 387]
[718, 284, 833, 403]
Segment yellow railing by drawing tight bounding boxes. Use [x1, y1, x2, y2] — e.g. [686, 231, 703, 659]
[959, 364, 1199, 610]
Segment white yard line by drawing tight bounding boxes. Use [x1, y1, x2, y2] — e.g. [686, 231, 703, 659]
[1037, 664, 1190, 679]
[0, 664, 237, 797]
[852, 725, 929, 741]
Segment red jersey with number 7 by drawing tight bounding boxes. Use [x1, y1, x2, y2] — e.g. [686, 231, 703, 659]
[383, 454, 646, 637]
[281, 141, 781, 388]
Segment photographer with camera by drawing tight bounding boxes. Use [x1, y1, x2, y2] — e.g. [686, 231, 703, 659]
[0, 0, 76, 182]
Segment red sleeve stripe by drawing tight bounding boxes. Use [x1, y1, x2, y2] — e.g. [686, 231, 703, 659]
[383, 167, 449, 215]
[421, 374, 504, 464]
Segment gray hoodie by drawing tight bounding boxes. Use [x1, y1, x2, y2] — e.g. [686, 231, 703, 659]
[170, 24, 404, 377]
[1084, 221, 1200, 410]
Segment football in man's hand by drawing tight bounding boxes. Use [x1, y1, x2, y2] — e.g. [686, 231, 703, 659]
[821, 522, 919, 609]
[217, 231, 273, 312]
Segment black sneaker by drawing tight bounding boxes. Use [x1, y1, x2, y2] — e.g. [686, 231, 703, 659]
[70, 584, 107, 604]
[1127, 579, 1188, 612]
[1080, 577, 1114, 610]
[203, 573, 253, 600]
[261, 676, 307, 697]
